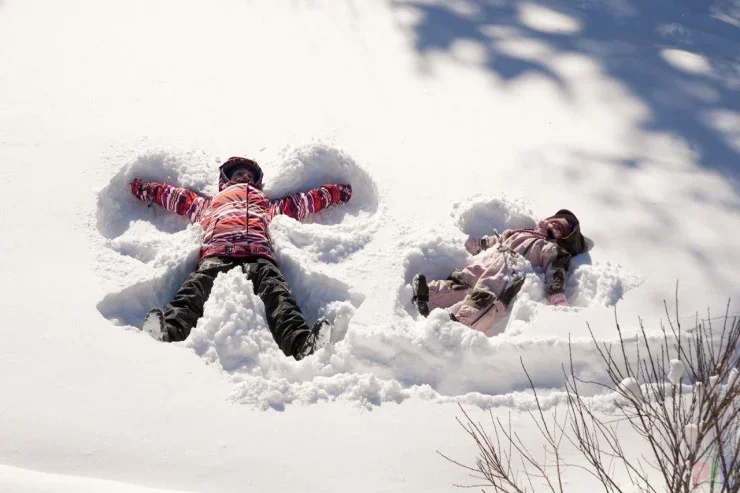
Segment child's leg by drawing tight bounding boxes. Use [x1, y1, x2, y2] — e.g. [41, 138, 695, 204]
[428, 277, 469, 310]
[245, 258, 312, 358]
[163, 256, 238, 341]
[450, 253, 513, 332]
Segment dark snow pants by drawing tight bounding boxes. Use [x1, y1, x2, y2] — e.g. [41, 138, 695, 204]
[163, 256, 310, 357]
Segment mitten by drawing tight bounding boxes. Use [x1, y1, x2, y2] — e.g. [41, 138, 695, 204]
[338, 184, 352, 204]
[549, 292, 569, 306]
[131, 178, 144, 197]
[465, 237, 483, 255]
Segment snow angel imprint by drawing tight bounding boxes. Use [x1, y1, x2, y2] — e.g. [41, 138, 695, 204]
[129, 157, 353, 360]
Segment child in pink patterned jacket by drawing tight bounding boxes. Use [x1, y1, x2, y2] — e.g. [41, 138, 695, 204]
[411, 209, 592, 333]
[131, 157, 352, 360]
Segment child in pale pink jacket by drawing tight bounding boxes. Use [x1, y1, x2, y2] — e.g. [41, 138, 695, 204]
[412, 209, 592, 332]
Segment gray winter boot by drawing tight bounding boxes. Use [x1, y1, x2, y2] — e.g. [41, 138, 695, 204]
[295, 318, 333, 360]
[142, 309, 169, 342]
[498, 275, 525, 308]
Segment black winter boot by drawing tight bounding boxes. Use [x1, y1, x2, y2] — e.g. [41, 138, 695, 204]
[412, 274, 430, 317]
[295, 318, 333, 360]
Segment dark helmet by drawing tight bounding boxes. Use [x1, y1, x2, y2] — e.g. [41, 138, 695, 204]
[219, 157, 264, 190]
[547, 209, 594, 255]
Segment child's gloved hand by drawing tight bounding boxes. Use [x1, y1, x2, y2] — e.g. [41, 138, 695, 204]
[337, 184, 352, 204]
[130, 178, 144, 196]
[465, 237, 483, 255]
[549, 292, 569, 306]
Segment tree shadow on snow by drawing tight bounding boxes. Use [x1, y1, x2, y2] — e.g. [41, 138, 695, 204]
[394, 0, 740, 189]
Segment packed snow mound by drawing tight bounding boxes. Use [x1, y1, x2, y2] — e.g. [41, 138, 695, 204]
[265, 144, 379, 217]
[94, 148, 641, 409]
[452, 195, 538, 236]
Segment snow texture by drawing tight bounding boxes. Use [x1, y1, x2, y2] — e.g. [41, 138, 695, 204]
[668, 359, 685, 386]
[728, 367, 739, 389]
[685, 423, 699, 450]
[619, 377, 642, 401]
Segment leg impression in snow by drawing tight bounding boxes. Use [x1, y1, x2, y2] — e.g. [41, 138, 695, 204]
[129, 157, 352, 360]
[412, 209, 593, 333]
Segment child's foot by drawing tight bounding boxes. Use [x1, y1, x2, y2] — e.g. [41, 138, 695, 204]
[295, 318, 333, 360]
[142, 309, 169, 342]
[412, 274, 430, 317]
[499, 275, 525, 308]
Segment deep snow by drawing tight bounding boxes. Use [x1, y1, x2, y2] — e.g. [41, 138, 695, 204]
[1, 0, 739, 491]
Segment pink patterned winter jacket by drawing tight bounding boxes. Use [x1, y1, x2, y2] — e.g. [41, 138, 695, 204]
[131, 171, 352, 264]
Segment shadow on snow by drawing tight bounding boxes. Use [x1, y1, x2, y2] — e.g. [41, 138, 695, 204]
[394, 0, 740, 187]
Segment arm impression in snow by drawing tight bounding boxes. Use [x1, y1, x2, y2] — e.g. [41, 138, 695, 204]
[130, 178, 210, 222]
[270, 183, 352, 221]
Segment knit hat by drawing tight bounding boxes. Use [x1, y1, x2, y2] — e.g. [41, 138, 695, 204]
[547, 209, 594, 255]
[219, 157, 264, 190]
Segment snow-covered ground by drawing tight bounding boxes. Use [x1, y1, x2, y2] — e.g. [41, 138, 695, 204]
[1, 0, 739, 491]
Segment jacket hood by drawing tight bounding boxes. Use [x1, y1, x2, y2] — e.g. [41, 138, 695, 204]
[547, 209, 593, 256]
[218, 157, 264, 191]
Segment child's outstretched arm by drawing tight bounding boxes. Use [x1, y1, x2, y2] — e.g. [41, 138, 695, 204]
[543, 247, 572, 306]
[269, 183, 352, 221]
[130, 178, 210, 223]
[464, 234, 498, 255]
